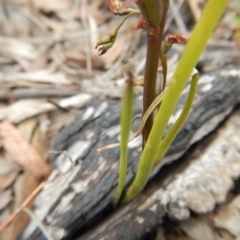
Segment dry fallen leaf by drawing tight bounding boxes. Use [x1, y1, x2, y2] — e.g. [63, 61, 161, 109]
[2, 172, 40, 240]
[0, 99, 54, 126]
[0, 155, 19, 176]
[0, 93, 92, 123]
[0, 121, 51, 179]
[214, 196, 240, 238]
[0, 170, 19, 191]
[64, 49, 105, 69]
[179, 215, 215, 240]
[35, 0, 74, 12]
[0, 37, 38, 61]
[48, 111, 77, 135]
[0, 190, 12, 211]
[75, 5, 106, 26]
[2, 70, 73, 85]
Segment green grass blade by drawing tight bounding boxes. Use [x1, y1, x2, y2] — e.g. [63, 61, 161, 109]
[154, 72, 199, 167]
[114, 78, 135, 204]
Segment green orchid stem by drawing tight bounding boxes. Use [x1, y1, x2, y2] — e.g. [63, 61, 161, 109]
[153, 71, 199, 168]
[160, 52, 167, 91]
[114, 75, 135, 205]
[141, 0, 169, 146]
[121, 0, 228, 203]
[157, 0, 169, 93]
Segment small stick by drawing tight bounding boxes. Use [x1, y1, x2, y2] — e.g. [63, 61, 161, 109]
[0, 181, 47, 232]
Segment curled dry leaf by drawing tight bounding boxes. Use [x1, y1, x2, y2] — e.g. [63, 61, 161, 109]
[0, 121, 51, 179]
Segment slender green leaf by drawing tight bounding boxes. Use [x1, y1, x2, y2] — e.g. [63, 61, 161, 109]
[122, 0, 229, 203]
[114, 77, 135, 204]
[154, 71, 199, 167]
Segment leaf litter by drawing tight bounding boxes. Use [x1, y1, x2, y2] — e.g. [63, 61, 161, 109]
[0, 0, 239, 239]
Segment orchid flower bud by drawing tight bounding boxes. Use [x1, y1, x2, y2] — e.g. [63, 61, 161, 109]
[95, 31, 116, 55]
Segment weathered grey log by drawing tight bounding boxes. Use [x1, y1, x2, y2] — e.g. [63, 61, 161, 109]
[21, 66, 240, 240]
[78, 107, 240, 240]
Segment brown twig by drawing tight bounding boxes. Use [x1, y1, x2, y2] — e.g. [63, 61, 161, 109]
[0, 181, 47, 232]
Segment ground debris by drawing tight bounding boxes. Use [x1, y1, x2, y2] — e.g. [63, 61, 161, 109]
[0, 0, 239, 239]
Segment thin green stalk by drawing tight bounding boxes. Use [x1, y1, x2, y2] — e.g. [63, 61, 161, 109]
[158, 0, 170, 92]
[160, 53, 168, 91]
[153, 71, 199, 168]
[114, 77, 135, 204]
[122, 0, 228, 203]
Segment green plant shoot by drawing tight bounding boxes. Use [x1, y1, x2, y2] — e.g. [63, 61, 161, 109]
[154, 70, 199, 167]
[122, 0, 229, 203]
[114, 72, 135, 204]
[97, 0, 229, 204]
